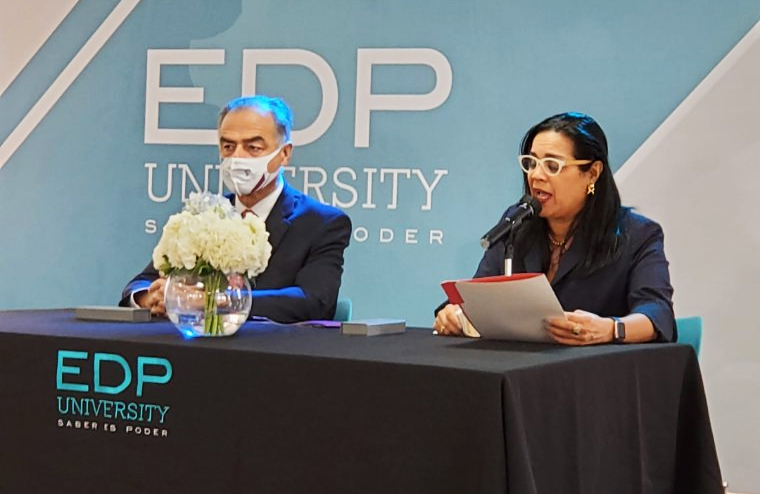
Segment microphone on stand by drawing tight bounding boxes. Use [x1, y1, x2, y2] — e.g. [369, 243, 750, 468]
[480, 195, 542, 250]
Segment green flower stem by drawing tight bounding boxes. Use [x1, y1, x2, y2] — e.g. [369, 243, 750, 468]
[203, 271, 226, 335]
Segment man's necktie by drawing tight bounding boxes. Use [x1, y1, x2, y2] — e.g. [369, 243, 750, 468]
[242, 209, 256, 218]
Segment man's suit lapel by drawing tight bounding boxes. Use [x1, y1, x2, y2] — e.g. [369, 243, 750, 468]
[265, 183, 297, 252]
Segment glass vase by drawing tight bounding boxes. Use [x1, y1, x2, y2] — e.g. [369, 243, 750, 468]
[164, 269, 252, 337]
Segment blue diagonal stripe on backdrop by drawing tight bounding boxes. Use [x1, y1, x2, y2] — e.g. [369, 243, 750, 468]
[0, 0, 140, 170]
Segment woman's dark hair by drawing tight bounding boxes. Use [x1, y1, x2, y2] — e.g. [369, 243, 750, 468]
[518, 112, 625, 274]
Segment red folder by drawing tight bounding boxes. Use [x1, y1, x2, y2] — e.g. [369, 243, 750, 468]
[442, 273, 542, 304]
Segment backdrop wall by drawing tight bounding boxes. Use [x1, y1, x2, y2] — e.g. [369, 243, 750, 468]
[617, 21, 760, 490]
[1, 0, 759, 489]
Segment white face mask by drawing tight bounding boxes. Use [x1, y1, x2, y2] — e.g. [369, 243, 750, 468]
[220, 145, 284, 196]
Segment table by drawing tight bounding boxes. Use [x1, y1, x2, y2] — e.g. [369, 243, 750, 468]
[0, 310, 723, 494]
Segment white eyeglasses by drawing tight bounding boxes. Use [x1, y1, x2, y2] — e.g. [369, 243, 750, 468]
[518, 155, 594, 176]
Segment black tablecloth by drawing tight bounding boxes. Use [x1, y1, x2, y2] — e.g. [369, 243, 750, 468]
[0, 310, 723, 494]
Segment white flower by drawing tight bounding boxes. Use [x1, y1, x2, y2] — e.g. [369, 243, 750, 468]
[152, 193, 271, 278]
[184, 191, 237, 218]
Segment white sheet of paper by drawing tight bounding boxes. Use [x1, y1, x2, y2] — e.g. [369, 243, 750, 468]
[454, 274, 564, 342]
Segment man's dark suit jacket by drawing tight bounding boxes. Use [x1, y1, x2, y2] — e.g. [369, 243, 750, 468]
[120, 182, 352, 323]
[470, 209, 676, 342]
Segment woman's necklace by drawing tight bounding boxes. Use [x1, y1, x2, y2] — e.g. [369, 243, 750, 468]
[548, 233, 567, 251]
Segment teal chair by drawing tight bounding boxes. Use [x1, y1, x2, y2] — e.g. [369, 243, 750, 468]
[675, 316, 703, 358]
[334, 297, 353, 322]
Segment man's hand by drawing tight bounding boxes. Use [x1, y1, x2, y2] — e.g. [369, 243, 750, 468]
[135, 278, 167, 316]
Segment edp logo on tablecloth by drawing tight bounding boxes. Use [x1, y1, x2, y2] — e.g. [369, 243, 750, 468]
[55, 350, 173, 439]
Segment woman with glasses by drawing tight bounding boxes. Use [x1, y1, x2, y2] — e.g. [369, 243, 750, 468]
[434, 112, 675, 344]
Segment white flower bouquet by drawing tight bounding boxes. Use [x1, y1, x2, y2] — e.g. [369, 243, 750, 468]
[152, 192, 272, 335]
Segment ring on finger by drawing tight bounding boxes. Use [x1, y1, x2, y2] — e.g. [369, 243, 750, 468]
[571, 323, 582, 336]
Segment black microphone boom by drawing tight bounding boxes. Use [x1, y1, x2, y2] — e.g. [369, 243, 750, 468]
[479, 195, 542, 250]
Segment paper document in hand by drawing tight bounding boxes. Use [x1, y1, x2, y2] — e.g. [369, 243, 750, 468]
[441, 274, 564, 342]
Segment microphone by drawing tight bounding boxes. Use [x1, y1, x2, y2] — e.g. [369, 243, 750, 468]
[480, 195, 542, 250]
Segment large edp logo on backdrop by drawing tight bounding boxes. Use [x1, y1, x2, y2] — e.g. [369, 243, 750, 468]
[141, 47, 453, 246]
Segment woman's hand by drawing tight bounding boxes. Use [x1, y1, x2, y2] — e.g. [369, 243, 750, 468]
[545, 309, 614, 345]
[433, 303, 464, 336]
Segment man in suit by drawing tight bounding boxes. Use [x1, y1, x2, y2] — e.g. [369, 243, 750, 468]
[120, 95, 352, 323]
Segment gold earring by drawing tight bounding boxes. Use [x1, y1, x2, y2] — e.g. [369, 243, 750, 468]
[587, 182, 595, 195]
